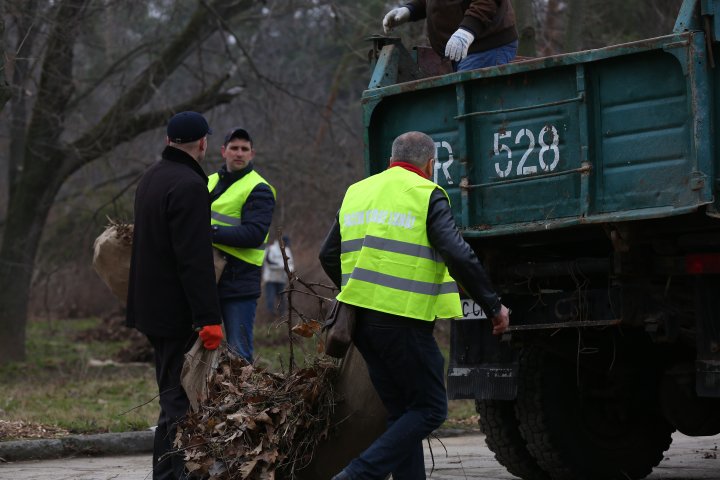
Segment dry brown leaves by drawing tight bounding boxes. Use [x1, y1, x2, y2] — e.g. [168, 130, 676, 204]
[0, 420, 70, 441]
[174, 353, 338, 479]
[107, 218, 133, 245]
[290, 320, 322, 338]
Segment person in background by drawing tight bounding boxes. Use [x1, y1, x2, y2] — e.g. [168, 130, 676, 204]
[382, 0, 518, 71]
[319, 131, 510, 480]
[126, 111, 224, 480]
[209, 127, 275, 363]
[262, 235, 295, 317]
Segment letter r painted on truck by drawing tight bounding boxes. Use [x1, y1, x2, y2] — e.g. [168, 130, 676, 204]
[434, 141, 454, 185]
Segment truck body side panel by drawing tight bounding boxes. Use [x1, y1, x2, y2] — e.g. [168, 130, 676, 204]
[363, 33, 713, 235]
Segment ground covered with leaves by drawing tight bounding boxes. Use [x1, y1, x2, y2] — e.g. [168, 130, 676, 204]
[0, 420, 69, 440]
[175, 353, 337, 479]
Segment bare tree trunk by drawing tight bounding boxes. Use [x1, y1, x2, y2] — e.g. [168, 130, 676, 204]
[0, 2, 13, 218]
[7, 0, 39, 202]
[0, 0, 248, 363]
[541, 0, 564, 56]
[0, 169, 63, 361]
[564, 0, 586, 53]
[0, 7, 9, 109]
[514, 0, 536, 57]
[0, 0, 87, 363]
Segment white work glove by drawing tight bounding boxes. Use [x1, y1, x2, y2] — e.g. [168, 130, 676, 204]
[383, 6, 411, 34]
[445, 27, 475, 61]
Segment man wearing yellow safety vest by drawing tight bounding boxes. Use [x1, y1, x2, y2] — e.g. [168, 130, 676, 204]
[209, 127, 276, 362]
[319, 131, 510, 480]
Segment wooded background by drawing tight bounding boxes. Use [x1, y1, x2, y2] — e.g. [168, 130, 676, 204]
[0, 0, 684, 362]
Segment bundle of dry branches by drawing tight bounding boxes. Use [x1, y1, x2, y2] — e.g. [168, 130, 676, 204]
[107, 217, 133, 244]
[174, 352, 338, 479]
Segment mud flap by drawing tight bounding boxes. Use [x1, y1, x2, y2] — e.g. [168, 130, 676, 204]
[446, 317, 518, 400]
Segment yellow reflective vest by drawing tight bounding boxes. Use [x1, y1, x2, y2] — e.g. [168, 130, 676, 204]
[208, 170, 276, 266]
[337, 166, 462, 321]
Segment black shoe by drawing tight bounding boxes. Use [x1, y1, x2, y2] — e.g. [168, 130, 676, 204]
[330, 471, 351, 480]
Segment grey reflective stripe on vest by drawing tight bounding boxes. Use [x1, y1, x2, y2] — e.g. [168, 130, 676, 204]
[341, 235, 441, 263]
[342, 268, 458, 296]
[211, 211, 242, 226]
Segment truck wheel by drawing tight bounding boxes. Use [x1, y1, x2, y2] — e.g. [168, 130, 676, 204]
[476, 399, 550, 480]
[515, 344, 674, 480]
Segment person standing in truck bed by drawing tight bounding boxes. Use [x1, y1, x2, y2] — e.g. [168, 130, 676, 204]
[383, 0, 518, 71]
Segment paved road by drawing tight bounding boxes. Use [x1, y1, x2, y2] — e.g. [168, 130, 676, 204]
[1, 432, 718, 479]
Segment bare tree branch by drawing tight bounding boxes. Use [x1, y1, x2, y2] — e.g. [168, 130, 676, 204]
[64, 73, 241, 177]
[25, 0, 89, 154]
[67, 41, 153, 111]
[64, 0, 254, 175]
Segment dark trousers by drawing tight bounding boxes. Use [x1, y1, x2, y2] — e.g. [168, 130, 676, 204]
[264, 281, 286, 315]
[345, 310, 448, 480]
[147, 334, 196, 480]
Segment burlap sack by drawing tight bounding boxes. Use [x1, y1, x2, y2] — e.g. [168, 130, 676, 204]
[323, 299, 356, 358]
[181, 337, 220, 412]
[92, 222, 227, 304]
[92, 224, 133, 304]
[212, 249, 227, 282]
[296, 345, 387, 479]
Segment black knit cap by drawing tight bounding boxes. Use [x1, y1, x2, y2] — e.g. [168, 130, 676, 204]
[166, 111, 212, 144]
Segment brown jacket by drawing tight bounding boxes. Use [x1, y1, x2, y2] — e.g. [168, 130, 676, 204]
[406, 0, 517, 57]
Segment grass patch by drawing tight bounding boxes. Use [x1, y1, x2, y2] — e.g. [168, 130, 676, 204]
[0, 317, 158, 437]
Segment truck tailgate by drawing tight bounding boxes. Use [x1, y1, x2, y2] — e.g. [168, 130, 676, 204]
[362, 32, 715, 237]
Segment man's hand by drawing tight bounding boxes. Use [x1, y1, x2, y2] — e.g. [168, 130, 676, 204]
[199, 325, 223, 350]
[383, 6, 411, 34]
[445, 28, 475, 61]
[491, 304, 510, 335]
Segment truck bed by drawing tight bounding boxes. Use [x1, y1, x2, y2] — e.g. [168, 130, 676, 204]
[362, 31, 716, 237]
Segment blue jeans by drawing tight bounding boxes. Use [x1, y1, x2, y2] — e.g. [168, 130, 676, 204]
[264, 281, 286, 316]
[343, 312, 448, 480]
[455, 40, 518, 72]
[220, 298, 257, 362]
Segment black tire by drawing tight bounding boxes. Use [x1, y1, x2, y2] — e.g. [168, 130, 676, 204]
[515, 342, 675, 480]
[477, 399, 550, 480]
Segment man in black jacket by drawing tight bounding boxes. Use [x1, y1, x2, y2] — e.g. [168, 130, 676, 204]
[319, 131, 509, 480]
[127, 111, 224, 480]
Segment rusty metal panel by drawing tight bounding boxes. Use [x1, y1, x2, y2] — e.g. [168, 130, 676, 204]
[594, 49, 696, 213]
[463, 63, 586, 226]
[362, 31, 714, 236]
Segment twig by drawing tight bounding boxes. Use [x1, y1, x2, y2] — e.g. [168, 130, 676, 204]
[277, 228, 295, 374]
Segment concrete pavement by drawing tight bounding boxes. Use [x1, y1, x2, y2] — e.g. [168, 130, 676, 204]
[1, 431, 719, 479]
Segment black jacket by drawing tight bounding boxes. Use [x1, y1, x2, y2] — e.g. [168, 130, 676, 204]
[210, 164, 275, 300]
[126, 146, 222, 337]
[319, 187, 502, 319]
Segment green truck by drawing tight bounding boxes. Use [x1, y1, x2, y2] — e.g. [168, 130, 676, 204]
[362, 1, 720, 479]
